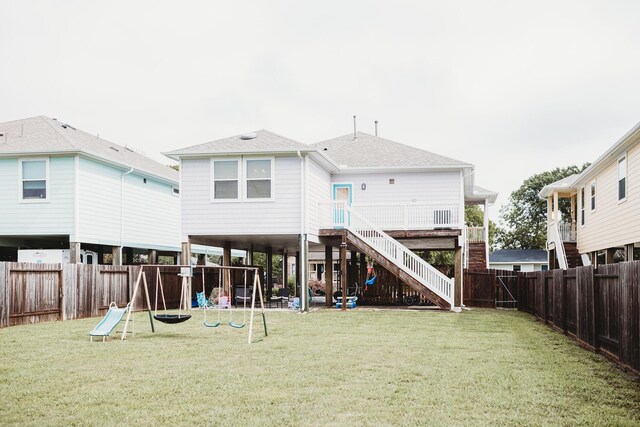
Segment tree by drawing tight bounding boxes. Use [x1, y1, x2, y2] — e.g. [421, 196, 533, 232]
[496, 164, 589, 249]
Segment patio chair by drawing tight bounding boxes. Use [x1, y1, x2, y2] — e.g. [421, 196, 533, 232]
[235, 286, 253, 308]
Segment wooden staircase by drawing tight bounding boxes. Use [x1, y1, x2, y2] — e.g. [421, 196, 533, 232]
[467, 242, 487, 269]
[343, 206, 455, 310]
[563, 242, 582, 269]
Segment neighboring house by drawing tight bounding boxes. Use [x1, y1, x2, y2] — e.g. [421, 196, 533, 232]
[540, 120, 640, 269]
[489, 249, 548, 272]
[166, 130, 497, 311]
[0, 116, 181, 264]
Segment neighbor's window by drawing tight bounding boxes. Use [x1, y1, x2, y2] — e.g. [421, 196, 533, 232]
[590, 181, 596, 211]
[21, 159, 48, 200]
[580, 187, 585, 226]
[212, 160, 239, 200]
[618, 155, 627, 201]
[245, 158, 272, 199]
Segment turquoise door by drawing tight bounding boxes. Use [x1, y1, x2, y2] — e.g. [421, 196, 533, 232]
[332, 183, 352, 227]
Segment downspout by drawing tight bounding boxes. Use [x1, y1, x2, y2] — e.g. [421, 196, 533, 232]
[120, 167, 134, 264]
[297, 151, 307, 311]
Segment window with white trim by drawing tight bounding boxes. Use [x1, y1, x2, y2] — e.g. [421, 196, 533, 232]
[212, 160, 239, 200]
[590, 181, 596, 211]
[20, 159, 48, 200]
[245, 158, 273, 199]
[618, 155, 627, 201]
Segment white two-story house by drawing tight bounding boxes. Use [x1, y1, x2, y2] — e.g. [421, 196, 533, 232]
[540, 120, 640, 268]
[0, 116, 181, 264]
[167, 129, 496, 311]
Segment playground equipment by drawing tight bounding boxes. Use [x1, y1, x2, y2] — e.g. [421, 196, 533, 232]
[120, 265, 268, 344]
[89, 302, 131, 341]
[153, 266, 192, 324]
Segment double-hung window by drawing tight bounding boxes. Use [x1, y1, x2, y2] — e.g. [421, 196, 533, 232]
[618, 155, 627, 201]
[212, 159, 239, 200]
[20, 158, 48, 200]
[245, 158, 273, 200]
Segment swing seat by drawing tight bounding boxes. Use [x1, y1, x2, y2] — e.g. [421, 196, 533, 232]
[228, 321, 246, 329]
[153, 314, 192, 324]
[203, 320, 221, 328]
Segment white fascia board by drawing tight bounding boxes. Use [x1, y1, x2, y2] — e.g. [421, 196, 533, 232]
[331, 164, 474, 174]
[163, 148, 316, 160]
[0, 148, 81, 157]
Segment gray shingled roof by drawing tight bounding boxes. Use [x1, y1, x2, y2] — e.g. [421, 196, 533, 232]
[489, 249, 548, 263]
[312, 132, 471, 168]
[164, 129, 311, 158]
[0, 116, 178, 183]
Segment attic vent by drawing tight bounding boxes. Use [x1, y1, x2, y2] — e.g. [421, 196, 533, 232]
[125, 147, 134, 152]
[109, 147, 120, 152]
[60, 123, 76, 130]
[240, 132, 257, 140]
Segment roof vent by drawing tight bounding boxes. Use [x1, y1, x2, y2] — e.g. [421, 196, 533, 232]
[110, 147, 120, 152]
[240, 132, 257, 140]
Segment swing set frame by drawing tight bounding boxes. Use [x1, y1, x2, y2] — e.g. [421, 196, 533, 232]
[120, 264, 268, 344]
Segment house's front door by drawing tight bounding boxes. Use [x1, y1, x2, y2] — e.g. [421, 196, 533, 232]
[332, 183, 352, 227]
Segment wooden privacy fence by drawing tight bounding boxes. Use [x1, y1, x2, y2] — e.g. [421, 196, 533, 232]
[0, 262, 265, 328]
[0, 262, 133, 327]
[464, 262, 640, 374]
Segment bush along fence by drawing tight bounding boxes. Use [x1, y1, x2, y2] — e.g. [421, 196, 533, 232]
[464, 262, 640, 375]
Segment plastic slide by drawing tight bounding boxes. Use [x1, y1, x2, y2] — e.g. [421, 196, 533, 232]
[89, 302, 129, 342]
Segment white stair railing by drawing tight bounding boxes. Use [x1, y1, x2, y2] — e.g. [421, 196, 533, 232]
[550, 219, 568, 270]
[344, 205, 454, 306]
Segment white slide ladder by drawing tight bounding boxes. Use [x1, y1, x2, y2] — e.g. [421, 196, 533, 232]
[550, 220, 568, 270]
[345, 206, 455, 307]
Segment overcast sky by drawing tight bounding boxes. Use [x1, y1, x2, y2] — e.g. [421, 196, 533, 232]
[2, 1, 640, 223]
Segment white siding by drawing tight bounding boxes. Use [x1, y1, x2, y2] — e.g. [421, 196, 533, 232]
[306, 158, 331, 237]
[77, 157, 180, 250]
[489, 263, 547, 272]
[0, 156, 74, 236]
[577, 142, 640, 253]
[181, 156, 302, 239]
[331, 171, 461, 204]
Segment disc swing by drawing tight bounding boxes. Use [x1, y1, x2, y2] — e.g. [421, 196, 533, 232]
[153, 266, 191, 324]
[202, 267, 222, 328]
[228, 268, 247, 329]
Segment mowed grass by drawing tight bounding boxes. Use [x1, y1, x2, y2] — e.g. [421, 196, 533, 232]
[1, 308, 639, 426]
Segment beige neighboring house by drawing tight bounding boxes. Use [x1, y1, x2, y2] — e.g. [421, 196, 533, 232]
[540, 121, 640, 269]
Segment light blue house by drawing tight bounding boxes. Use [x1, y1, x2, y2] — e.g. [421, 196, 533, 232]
[0, 116, 181, 264]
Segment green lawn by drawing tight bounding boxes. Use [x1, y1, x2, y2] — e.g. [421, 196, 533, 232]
[1, 308, 639, 426]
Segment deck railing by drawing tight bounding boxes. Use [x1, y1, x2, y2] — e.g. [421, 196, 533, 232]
[466, 227, 485, 243]
[557, 222, 576, 242]
[318, 201, 461, 230]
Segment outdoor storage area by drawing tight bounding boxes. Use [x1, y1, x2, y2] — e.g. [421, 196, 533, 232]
[1, 309, 639, 425]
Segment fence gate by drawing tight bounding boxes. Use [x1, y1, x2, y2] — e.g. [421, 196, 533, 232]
[496, 273, 517, 309]
[9, 265, 62, 326]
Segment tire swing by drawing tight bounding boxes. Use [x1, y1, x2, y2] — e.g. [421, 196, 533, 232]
[228, 268, 247, 329]
[203, 267, 222, 328]
[153, 267, 191, 324]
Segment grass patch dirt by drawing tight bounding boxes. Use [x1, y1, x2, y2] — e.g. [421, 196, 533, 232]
[1, 308, 639, 426]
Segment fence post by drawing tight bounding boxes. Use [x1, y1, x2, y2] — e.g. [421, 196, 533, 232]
[619, 262, 639, 371]
[576, 265, 596, 350]
[0, 262, 8, 328]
